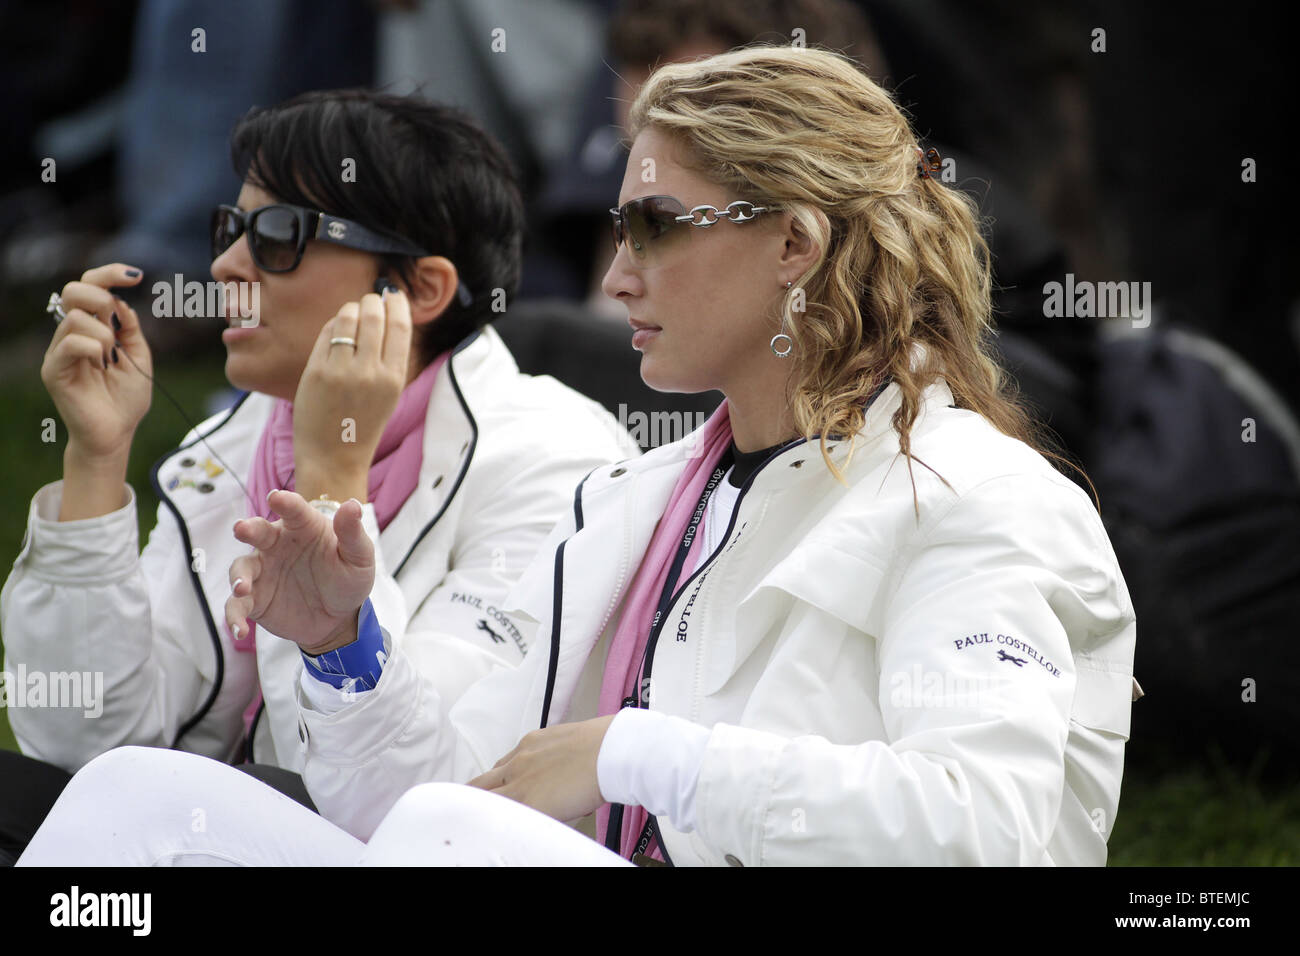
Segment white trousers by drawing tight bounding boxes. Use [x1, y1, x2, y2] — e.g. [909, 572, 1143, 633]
[16, 747, 631, 867]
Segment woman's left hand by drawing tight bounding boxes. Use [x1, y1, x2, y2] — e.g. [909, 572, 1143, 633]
[293, 290, 412, 503]
[468, 716, 619, 823]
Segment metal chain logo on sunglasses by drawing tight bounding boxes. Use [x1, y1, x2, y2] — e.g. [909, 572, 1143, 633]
[680, 201, 767, 226]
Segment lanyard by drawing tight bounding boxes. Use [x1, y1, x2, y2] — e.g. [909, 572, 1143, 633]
[633, 445, 735, 704]
[607, 445, 736, 857]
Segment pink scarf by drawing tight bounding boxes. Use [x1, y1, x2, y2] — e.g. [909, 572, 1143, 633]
[596, 400, 734, 859]
[234, 353, 447, 741]
[246, 352, 448, 538]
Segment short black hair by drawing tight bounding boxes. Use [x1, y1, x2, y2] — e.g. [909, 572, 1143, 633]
[230, 88, 524, 366]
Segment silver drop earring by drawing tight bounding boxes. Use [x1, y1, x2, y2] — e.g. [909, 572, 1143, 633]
[771, 280, 794, 357]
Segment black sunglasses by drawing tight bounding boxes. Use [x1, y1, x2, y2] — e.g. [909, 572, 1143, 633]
[211, 203, 431, 274]
[609, 195, 777, 265]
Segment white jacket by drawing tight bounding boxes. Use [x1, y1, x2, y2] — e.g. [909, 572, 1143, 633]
[1, 326, 640, 773]
[300, 376, 1137, 866]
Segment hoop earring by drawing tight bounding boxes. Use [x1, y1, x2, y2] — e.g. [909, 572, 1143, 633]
[771, 280, 796, 357]
[770, 280, 796, 357]
[771, 312, 793, 358]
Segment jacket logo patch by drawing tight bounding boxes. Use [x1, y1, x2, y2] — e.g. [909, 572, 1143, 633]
[453, 593, 527, 654]
[953, 632, 1061, 677]
[166, 456, 225, 493]
[476, 619, 505, 644]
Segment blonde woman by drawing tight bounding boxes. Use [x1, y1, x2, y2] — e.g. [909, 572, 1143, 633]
[21, 46, 1136, 867]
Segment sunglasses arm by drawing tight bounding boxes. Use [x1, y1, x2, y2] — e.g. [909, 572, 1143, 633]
[311, 213, 422, 256]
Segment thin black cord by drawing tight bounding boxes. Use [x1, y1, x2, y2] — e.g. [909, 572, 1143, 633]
[110, 336, 258, 511]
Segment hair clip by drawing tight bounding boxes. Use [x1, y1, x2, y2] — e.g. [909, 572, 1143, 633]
[915, 146, 942, 179]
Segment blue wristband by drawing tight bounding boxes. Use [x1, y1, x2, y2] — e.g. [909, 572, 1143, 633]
[301, 599, 387, 693]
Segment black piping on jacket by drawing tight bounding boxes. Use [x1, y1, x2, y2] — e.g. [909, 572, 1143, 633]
[391, 329, 481, 579]
[150, 391, 252, 750]
[539, 468, 592, 729]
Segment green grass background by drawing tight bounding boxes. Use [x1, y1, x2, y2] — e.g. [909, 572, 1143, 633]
[1, 315, 1296, 866]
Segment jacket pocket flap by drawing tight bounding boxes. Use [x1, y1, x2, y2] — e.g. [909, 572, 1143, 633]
[707, 543, 886, 696]
[1070, 659, 1133, 739]
[743, 540, 886, 633]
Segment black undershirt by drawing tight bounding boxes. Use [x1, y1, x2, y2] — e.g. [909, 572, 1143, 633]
[727, 439, 789, 488]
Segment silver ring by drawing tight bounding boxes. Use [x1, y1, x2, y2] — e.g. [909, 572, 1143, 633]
[329, 337, 357, 349]
[47, 292, 68, 323]
[770, 333, 793, 358]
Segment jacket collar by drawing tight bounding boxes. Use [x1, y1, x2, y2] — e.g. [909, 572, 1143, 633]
[579, 375, 955, 504]
[379, 326, 519, 590]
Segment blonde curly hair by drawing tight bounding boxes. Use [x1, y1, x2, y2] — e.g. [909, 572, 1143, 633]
[627, 45, 1080, 502]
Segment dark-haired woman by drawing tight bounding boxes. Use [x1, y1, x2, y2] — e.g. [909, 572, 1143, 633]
[0, 89, 637, 860]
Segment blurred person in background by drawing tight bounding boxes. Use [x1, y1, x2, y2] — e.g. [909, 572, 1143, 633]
[374, 0, 608, 200]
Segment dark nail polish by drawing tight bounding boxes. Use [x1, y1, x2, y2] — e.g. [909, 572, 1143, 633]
[125, 268, 141, 278]
[111, 347, 119, 364]
[111, 312, 121, 331]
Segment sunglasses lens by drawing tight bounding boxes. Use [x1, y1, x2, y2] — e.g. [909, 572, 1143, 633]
[211, 207, 243, 261]
[615, 197, 689, 264]
[251, 206, 301, 271]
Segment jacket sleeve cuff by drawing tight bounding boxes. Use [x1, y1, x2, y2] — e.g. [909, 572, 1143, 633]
[301, 600, 388, 691]
[596, 708, 711, 834]
[693, 722, 788, 866]
[19, 481, 138, 582]
[297, 642, 425, 763]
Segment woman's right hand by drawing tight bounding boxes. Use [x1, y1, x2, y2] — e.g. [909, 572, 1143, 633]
[40, 263, 152, 460]
[227, 490, 377, 655]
